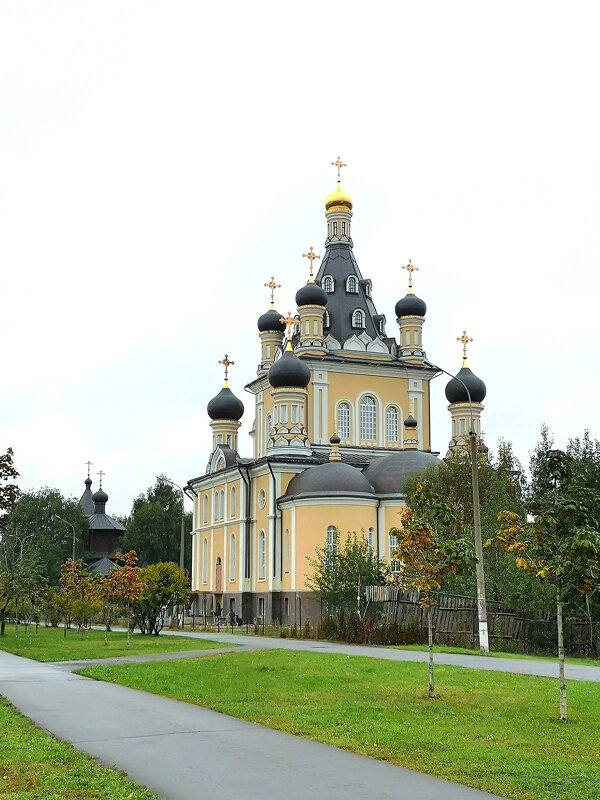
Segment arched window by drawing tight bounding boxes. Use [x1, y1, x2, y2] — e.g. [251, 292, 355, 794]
[229, 533, 236, 581]
[230, 486, 236, 518]
[213, 491, 219, 521]
[360, 395, 376, 440]
[326, 525, 337, 552]
[386, 406, 398, 442]
[389, 533, 399, 572]
[337, 402, 350, 439]
[368, 527, 375, 551]
[352, 309, 365, 328]
[266, 414, 273, 444]
[284, 529, 290, 573]
[346, 275, 358, 293]
[202, 495, 208, 524]
[202, 538, 208, 583]
[220, 489, 225, 520]
[322, 275, 334, 293]
[258, 530, 266, 580]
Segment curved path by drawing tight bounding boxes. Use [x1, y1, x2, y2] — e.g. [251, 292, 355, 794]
[0, 647, 507, 800]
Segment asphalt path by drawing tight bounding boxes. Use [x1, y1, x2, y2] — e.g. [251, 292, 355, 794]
[0, 648, 507, 800]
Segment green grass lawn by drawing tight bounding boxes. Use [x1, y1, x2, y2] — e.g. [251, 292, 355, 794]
[82, 650, 600, 800]
[0, 625, 224, 662]
[388, 643, 600, 667]
[0, 697, 158, 799]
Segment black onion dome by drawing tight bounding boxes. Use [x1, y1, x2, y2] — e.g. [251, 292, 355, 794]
[364, 451, 441, 494]
[295, 281, 327, 308]
[285, 462, 374, 498]
[330, 433, 341, 445]
[257, 308, 286, 333]
[92, 489, 108, 504]
[207, 386, 244, 420]
[395, 293, 427, 318]
[268, 349, 311, 389]
[445, 366, 487, 404]
[404, 414, 417, 429]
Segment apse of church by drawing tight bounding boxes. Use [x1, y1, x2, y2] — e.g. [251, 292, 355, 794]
[187, 159, 487, 625]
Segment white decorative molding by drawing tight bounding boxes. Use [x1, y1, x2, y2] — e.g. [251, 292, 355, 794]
[343, 334, 367, 351]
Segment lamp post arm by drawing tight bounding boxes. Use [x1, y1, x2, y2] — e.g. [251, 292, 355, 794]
[53, 514, 77, 562]
[164, 479, 186, 573]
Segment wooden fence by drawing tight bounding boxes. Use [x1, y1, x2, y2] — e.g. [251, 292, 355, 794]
[365, 586, 595, 654]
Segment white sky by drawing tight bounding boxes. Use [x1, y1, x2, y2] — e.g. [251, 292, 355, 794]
[1, 2, 599, 515]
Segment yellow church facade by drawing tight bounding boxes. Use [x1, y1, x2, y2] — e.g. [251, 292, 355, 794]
[186, 161, 487, 624]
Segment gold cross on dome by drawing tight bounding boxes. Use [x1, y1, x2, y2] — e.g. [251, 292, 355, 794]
[402, 259, 419, 289]
[97, 470, 105, 489]
[302, 246, 320, 280]
[279, 311, 299, 339]
[264, 276, 281, 306]
[331, 156, 347, 183]
[219, 354, 234, 382]
[457, 330, 473, 360]
[85, 460, 93, 479]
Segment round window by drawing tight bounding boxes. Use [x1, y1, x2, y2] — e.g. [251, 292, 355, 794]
[258, 488, 266, 509]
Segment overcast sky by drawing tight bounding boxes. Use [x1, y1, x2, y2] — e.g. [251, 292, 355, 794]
[1, 2, 598, 516]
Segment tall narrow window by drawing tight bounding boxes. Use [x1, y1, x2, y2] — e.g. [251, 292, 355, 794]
[324, 310, 330, 327]
[341, 221, 346, 236]
[352, 309, 365, 328]
[360, 395, 376, 440]
[326, 525, 337, 553]
[258, 531, 266, 580]
[323, 275, 334, 293]
[220, 489, 225, 520]
[266, 414, 273, 445]
[291, 405, 298, 423]
[337, 402, 350, 439]
[202, 538, 208, 583]
[333, 221, 338, 235]
[284, 529, 290, 573]
[203, 494, 208, 524]
[280, 405, 288, 424]
[459, 418, 466, 435]
[346, 275, 357, 293]
[230, 486, 236, 518]
[230, 533, 236, 581]
[213, 491, 219, 521]
[368, 527, 375, 551]
[386, 406, 398, 442]
[389, 533, 399, 572]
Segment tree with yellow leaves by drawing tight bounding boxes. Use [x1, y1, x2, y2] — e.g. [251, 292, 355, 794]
[490, 448, 600, 721]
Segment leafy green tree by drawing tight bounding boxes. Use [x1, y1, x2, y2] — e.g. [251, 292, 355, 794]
[491, 447, 600, 721]
[133, 562, 190, 635]
[107, 551, 145, 649]
[390, 486, 476, 698]
[306, 530, 389, 614]
[6, 489, 88, 584]
[0, 447, 20, 530]
[121, 476, 192, 571]
[0, 537, 46, 636]
[58, 558, 103, 635]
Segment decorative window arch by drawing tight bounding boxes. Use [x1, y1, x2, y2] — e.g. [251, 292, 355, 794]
[284, 529, 290, 573]
[326, 525, 337, 553]
[386, 406, 399, 442]
[346, 275, 358, 293]
[258, 530, 266, 580]
[322, 275, 334, 293]
[359, 395, 377, 440]
[202, 494, 208, 524]
[229, 533, 236, 581]
[220, 489, 225, 520]
[230, 486, 236, 518]
[337, 402, 351, 440]
[202, 538, 208, 583]
[352, 308, 365, 328]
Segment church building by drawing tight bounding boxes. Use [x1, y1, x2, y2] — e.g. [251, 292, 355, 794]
[186, 160, 487, 624]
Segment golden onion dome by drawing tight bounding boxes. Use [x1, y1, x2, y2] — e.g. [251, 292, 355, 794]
[324, 185, 353, 211]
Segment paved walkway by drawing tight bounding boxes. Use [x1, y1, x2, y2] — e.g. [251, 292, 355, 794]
[123, 628, 600, 683]
[0, 648, 507, 800]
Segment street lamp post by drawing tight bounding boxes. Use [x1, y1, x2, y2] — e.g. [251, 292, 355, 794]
[53, 514, 76, 562]
[424, 358, 490, 655]
[164, 478, 187, 629]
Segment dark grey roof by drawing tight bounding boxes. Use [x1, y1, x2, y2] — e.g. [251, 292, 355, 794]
[363, 450, 441, 494]
[284, 461, 374, 499]
[88, 513, 126, 533]
[86, 557, 118, 576]
[315, 240, 388, 347]
[79, 478, 95, 517]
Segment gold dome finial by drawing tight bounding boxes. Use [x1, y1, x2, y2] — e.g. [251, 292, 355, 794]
[457, 330, 473, 368]
[302, 246, 321, 283]
[264, 276, 281, 309]
[279, 311, 300, 351]
[402, 259, 419, 295]
[219, 353, 234, 387]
